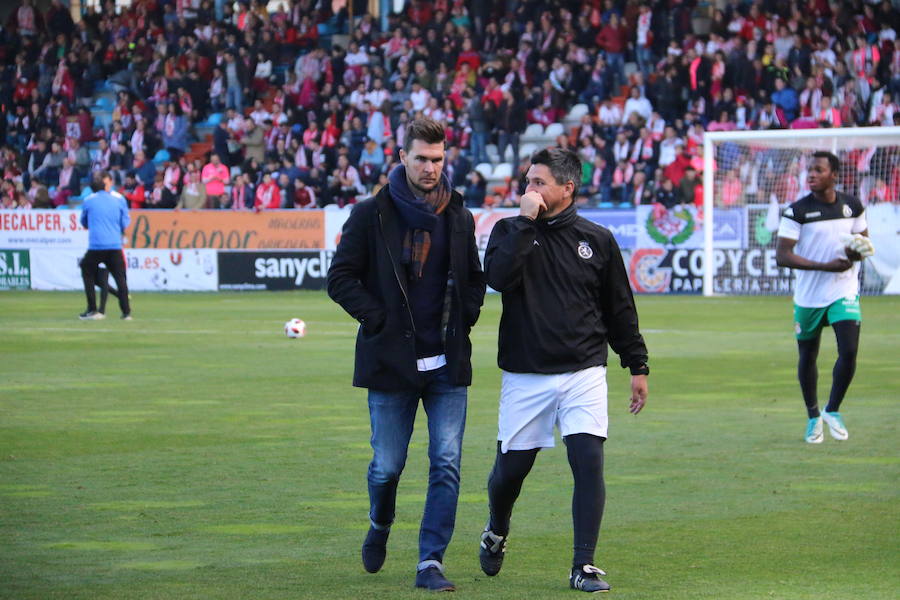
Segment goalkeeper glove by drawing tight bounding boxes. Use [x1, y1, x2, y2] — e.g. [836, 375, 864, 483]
[839, 233, 875, 258]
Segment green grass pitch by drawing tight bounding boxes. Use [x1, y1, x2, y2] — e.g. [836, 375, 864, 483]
[1, 291, 898, 599]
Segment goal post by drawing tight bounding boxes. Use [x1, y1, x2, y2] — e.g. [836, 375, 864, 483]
[702, 127, 900, 297]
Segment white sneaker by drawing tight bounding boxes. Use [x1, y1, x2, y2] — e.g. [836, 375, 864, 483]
[805, 417, 824, 444]
[78, 311, 105, 321]
[821, 411, 849, 440]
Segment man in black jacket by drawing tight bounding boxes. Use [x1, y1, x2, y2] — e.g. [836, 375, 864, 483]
[477, 148, 649, 593]
[327, 118, 486, 592]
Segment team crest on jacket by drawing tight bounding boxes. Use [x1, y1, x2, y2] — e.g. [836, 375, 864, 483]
[842, 204, 852, 218]
[577, 240, 593, 259]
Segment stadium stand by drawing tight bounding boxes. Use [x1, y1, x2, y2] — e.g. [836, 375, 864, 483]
[1, 0, 899, 210]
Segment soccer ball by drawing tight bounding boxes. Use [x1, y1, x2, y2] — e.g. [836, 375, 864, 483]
[284, 318, 307, 338]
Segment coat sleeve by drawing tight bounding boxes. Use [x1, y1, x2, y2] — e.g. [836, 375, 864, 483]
[326, 202, 387, 332]
[484, 217, 537, 292]
[597, 233, 648, 370]
[462, 209, 486, 327]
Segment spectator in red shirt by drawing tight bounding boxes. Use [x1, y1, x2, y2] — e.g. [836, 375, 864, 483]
[294, 178, 317, 208]
[595, 13, 627, 90]
[482, 77, 503, 110]
[296, 14, 319, 50]
[407, 0, 433, 27]
[122, 173, 146, 209]
[455, 37, 481, 73]
[254, 172, 282, 210]
[13, 77, 36, 104]
[663, 146, 692, 187]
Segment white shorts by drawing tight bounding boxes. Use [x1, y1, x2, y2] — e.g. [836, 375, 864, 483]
[497, 366, 608, 453]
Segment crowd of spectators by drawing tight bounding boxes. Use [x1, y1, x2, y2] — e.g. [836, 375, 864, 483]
[1, 0, 899, 212]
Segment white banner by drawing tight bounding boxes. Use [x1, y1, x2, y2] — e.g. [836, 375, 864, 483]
[0, 210, 89, 249]
[30, 249, 218, 291]
[866, 203, 900, 294]
[635, 205, 746, 250]
[324, 208, 351, 251]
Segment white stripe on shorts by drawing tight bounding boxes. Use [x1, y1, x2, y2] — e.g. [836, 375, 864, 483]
[497, 366, 608, 453]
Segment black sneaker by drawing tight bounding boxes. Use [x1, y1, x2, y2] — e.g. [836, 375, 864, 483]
[479, 528, 507, 576]
[78, 311, 105, 320]
[570, 565, 610, 593]
[414, 565, 455, 592]
[361, 526, 390, 573]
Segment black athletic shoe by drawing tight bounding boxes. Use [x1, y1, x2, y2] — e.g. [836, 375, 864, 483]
[479, 528, 507, 576]
[78, 311, 105, 321]
[361, 526, 390, 573]
[414, 566, 456, 592]
[569, 565, 610, 593]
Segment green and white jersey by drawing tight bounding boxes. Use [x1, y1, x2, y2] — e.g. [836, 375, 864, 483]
[776, 192, 866, 308]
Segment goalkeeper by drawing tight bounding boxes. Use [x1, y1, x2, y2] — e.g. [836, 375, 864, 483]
[775, 151, 872, 444]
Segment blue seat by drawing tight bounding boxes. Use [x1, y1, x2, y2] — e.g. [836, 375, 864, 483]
[92, 96, 114, 111]
[598, 201, 615, 209]
[93, 111, 112, 131]
[206, 112, 223, 126]
[618, 202, 633, 208]
[153, 149, 170, 164]
[81, 186, 93, 198]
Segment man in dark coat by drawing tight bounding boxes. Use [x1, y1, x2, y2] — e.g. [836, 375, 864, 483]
[327, 117, 485, 592]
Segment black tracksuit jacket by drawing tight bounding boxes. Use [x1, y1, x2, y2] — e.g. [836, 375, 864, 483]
[484, 203, 648, 375]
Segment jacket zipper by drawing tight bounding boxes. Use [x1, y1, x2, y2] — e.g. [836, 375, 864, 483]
[378, 210, 416, 335]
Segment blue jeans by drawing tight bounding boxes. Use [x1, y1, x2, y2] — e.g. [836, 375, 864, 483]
[636, 46, 654, 77]
[226, 84, 243, 113]
[470, 131, 488, 166]
[606, 52, 625, 91]
[367, 366, 467, 564]
[497, 131, 519, 165]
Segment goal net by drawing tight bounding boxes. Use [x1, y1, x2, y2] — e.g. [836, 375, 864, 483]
[701, 127, 900, 297]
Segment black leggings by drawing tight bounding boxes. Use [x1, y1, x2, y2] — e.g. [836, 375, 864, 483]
[797, 320, 860, 417]
[486, 433, 605, 567]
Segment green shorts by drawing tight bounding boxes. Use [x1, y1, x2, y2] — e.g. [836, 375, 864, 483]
[794, 296, 862, 340]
